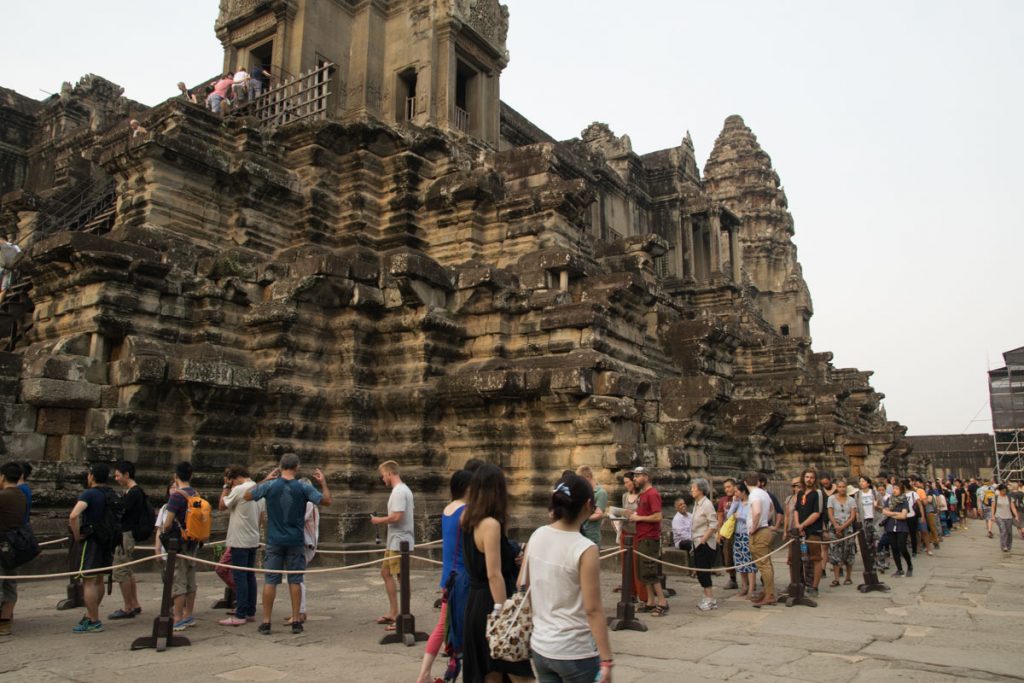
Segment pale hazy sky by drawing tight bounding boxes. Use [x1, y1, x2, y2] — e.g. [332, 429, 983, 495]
[3, 1, 1021, 436]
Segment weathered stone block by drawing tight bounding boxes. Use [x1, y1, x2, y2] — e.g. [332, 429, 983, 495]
[0, 402, 36, 433]
[3, 432, 46, 460]
[21, 378, 101, 408]
[36, 407, 87, 435]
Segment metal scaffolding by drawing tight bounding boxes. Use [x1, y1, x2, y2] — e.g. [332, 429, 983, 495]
[989, 346, 1024, 482]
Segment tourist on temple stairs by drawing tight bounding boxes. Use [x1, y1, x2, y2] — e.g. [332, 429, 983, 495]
[460, 463, 534, 683]
[729, 481, 757, 598]
[15, 463, 30, 525]
[246, 454, 331, 635]
[856, 476, 887, 573]
[231, 67, 250, 104]
[109, 461, 146, 620]
[248, 65, 273, 100]
[882, 482, 913, 577]
[629, 467, 669, 616]
[614, 472, 647, 603]
[176, 81, 198, 104]
[0, 462, 27, 636]
[826, 478, 858, 587]
[218, 465, 262, 627]
[207, 74, 233, 115]
[576, 466, 607, 549]
[715, 478, 738, 590]
[69, 462, 120, 633]
[525, 472, 614, 683]
[370, 460, 414, 631]
[416, 470, 471, 683]
[792, 469, 825, 596]
[744, 472, 776, 607]
[993, 484, 1020, 552]
[688, 477, 719, 611]
[162, 462, 204, 631]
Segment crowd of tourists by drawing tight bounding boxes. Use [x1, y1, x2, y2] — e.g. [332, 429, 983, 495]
[175, 65, 274, 117]
[1, 457, 1022, 683]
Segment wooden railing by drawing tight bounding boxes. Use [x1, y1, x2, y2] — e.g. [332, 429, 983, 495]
[249, 62, 335, 130]
[454, 106, 470, 132]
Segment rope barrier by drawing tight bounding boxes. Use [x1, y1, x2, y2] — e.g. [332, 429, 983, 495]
[409, 555, 443, 567]
[37, 537, 70, 548]
[599, 549, 625, 561]
[176, 553, 386, 575]
[636, 529, 861, 574]
[0, 553, 165, 581]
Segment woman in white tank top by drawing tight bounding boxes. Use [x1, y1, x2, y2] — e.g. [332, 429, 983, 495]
[524, 473, 615, 682]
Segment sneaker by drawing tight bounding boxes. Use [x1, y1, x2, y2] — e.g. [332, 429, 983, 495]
[219, 616, 247, 627]
[258, 622, 272, 635]
[172, 617, 195, 632]
[131, 607, 142, 617]
[72, 619, 104, 633]
[291, 622, 303, 635]
[108, 609, 136, 620]
[893, 569, 905, 577]
[905, 569, 913, 578]
[697, 598, 714, 611]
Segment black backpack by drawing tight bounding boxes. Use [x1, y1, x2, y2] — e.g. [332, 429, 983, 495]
[0, 525, 40, 569]
[85, 486, 124, 551]
[131, 488, 157, 543]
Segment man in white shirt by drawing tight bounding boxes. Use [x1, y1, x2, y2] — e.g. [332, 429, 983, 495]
[744, 472, 777, 606]
[370, 460, 414, 628]
[218, 465, 262, 626]
[671, 498, 692, 550]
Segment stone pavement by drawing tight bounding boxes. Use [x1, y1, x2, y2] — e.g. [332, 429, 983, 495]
[1, 523, 1022, 682]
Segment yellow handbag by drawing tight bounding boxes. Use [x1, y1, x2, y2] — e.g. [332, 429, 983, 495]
[719, 515, 736, 540]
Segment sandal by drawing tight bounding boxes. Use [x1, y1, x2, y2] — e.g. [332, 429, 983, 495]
[830, 580, 840, 587]
[375, 616, 396, 625]
[843, 579, 853, 585]
[651, 604, 669, 617]
[636, 603, 657, 613]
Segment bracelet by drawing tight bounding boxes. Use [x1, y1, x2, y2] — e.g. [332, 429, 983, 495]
[601, 660, 614, 667]
[493, 603, 502, 612]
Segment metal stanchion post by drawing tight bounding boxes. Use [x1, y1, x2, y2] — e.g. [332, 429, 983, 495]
[212, 586, 237, 610]
[131, 536, 190, 651]
[56, 534, 84, 611]
[855, 525, 890, 593]
[379, 541, 428, 647]
[608, 530, 646, 632]
[777, 534, 816, 608]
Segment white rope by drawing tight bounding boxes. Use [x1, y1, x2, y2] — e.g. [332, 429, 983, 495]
[0, 553, 165, 581]
[176, 553, 385, 575]
[599, 549, 625, 561]
[409, 555, 444, 567]
[37, 537, 70, 548]
[636, 539, 795, 573]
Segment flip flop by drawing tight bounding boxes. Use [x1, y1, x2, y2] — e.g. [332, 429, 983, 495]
[843, 579, 853, 585]
[376, 616, 396, 625]
[384, 623, 397, 632]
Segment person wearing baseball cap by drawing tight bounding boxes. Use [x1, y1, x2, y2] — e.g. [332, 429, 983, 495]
[629, 467, 669, 616]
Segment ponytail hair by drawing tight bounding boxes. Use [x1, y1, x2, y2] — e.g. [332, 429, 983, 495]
[550, 472, 593, 522]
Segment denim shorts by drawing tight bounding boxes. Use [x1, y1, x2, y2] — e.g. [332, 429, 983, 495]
[532, 652, 599, 683]
[264, 544, 306, 585]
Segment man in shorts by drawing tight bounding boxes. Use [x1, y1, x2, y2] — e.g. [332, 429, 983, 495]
[69, 463, 117, 633]
[109, 461, 145, 620]
[247, 453, 332, 635]
[162, 462, 202, 631]
[792, 469, 825, 596]
[370, 460, 414, 629]
[629, 467, 669, 615]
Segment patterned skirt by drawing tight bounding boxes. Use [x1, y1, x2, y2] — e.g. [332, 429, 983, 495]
[828, 533, 857, 566]
[733, 531, 756, 574]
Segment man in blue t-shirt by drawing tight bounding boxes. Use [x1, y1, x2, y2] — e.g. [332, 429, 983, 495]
[246, 453, 331, 635]
[69, 463, 115, 633]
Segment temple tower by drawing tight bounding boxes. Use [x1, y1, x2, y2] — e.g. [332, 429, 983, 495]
[214, 0, 509, 146]
[703, 115, 812, 338]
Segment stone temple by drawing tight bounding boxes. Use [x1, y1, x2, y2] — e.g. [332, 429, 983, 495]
[0, 0, 913, 537]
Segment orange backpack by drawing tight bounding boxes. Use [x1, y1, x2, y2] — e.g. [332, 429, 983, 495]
[180, 491, 213, 543]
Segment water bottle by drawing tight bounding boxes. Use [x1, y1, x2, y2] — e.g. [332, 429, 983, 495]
[799, 539, 808, 558]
